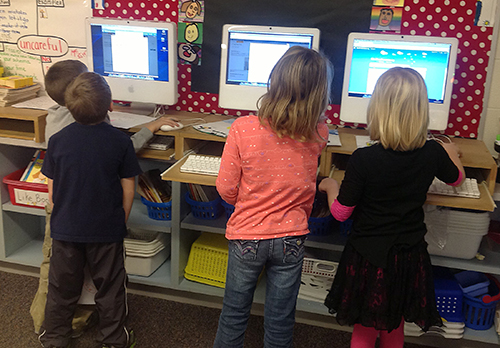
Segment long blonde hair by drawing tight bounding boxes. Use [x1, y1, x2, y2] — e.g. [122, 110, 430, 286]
[257, 46, 333, 142]
[367, 67, 429, 151]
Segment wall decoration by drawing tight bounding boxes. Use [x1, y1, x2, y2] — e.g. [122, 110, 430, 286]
[178, 42, 201, 65]
[370, 7, 403, 32]
[178, 22, 203, 45]
[179, 0, 203, 22]
[373, 0, 405, 5]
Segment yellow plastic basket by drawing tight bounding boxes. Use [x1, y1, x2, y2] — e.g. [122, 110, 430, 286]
[184, 233, 229, 288]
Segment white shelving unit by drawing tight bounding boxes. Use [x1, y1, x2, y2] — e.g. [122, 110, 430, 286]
[2, 127, 500, 347]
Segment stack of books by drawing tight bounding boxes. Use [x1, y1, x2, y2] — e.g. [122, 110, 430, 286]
[0, 76, 41, 107]
[137, 169, 171, 203]
[187, 184, 219, 202]
[20, 149, 47, 184]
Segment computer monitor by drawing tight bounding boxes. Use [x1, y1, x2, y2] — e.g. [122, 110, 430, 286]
[340, 33, 458, 131]
[85, 17, 178, 106]
[219, 24, 321, 111]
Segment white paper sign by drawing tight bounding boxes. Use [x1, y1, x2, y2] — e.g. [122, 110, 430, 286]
[13, 188, 49, 208]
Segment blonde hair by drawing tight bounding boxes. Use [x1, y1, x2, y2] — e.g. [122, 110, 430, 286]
[367, 67, 429, 151]
[257, 46, 333, 142]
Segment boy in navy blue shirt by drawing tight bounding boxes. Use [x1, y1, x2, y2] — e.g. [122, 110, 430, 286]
[39, 72, 141, 348]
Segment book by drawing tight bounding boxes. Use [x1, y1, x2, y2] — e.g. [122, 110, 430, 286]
[21, 150, 47, 184]
[137, 169, 171, 203]
[0, 76, 33, 88]
[0, 83, 41, 107]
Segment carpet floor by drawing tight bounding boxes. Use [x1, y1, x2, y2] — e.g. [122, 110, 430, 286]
[0, 270, 436, 348]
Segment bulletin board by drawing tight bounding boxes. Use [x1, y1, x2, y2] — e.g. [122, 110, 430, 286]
[0, 0, 91, 84]
[0, 0, 495, 138]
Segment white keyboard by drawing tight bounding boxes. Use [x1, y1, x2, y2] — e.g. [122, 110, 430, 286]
[180, 154, 221, 176]
[428, 177, 480, 199]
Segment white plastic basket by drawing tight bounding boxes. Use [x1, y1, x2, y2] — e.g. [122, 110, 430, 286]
[302, 258, 338, 278]
[299, 258, 338, 302]
[124, 229, 171, 276]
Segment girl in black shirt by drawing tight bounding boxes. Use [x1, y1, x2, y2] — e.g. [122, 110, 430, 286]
[319, 67, 464, 348]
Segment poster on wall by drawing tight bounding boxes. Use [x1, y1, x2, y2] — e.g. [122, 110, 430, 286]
[0, 0, 91, 88]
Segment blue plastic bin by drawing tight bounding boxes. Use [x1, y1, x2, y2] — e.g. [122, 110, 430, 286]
[462, 276, 500, 330]
[433, 266, 464, 322]
[454, 271, 490, 297]
[185, 192, 223, 220]
[308, 215, 335, 236]
[221, 200, 235, 221]
[140, 196, 172, 220]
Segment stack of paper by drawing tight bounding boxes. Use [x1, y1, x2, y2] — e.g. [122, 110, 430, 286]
[0, 83, 41, 107]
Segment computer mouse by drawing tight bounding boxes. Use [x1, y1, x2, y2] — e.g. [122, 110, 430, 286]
[160, 122, 184, 132]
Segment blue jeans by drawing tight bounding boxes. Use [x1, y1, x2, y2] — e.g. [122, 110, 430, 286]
[213, 235, 306, 348]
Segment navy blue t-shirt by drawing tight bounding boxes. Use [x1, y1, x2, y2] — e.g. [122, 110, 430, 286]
[338, 140, 460, 268]
[42, 122, 142, 243]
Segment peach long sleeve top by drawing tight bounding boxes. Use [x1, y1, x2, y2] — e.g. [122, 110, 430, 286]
[216, 115, 328, 240]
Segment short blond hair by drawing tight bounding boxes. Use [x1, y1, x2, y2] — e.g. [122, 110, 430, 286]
[367, 67, 429, 151]
[257, 46, 333, 142]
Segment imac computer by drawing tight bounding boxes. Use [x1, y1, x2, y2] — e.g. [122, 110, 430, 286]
[219, 24, 321, 111]
[86, 18, 178, 106]
[339, 33, 458, 131]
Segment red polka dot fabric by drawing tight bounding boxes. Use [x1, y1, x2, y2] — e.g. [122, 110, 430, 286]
[95, 0, 492, 137]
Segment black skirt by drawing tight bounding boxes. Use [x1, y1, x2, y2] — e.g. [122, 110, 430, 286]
[325, 240, 442, 332]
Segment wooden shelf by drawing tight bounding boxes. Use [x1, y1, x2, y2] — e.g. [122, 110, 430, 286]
[129, 110, 233, 161]
[0, 107, 47, 143]
[162, 154, 218, 186]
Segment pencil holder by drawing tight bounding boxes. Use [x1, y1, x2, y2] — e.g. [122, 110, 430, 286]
[185, 192, 223, 220]
[221, 200, 235, 221]
[140, 196, 172, 220]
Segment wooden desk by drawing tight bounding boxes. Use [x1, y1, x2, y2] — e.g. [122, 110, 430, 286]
[321, 127, 497, 212]
[0, 107, 47, 143]
[129, 110, 233, 161]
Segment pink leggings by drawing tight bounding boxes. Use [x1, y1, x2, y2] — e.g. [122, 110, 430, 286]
[351, 320, 404, 348]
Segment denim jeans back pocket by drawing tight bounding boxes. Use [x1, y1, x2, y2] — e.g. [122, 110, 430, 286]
[282, 235, 306, 263]
[231, 240, 259, 261]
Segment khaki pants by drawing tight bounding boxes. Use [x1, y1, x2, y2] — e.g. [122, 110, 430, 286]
[30, 206, 95, 334]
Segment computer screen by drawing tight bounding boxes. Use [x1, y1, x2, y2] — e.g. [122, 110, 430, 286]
[340, 33, 458, 131]
[219, 24, 320, 111]
[86, 18, 178, 106]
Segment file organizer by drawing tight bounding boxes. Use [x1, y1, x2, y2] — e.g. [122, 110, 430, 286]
[184, 233, 228, 288]
[124, 229, 171, 276]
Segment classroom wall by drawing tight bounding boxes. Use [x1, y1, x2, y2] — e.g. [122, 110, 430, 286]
[93, 0, 495, 139]
[0, 1, 495, 141]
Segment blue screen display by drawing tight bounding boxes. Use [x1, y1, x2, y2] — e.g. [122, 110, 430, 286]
[348, 39, 452, 103]
[90, 24, 170, 82]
